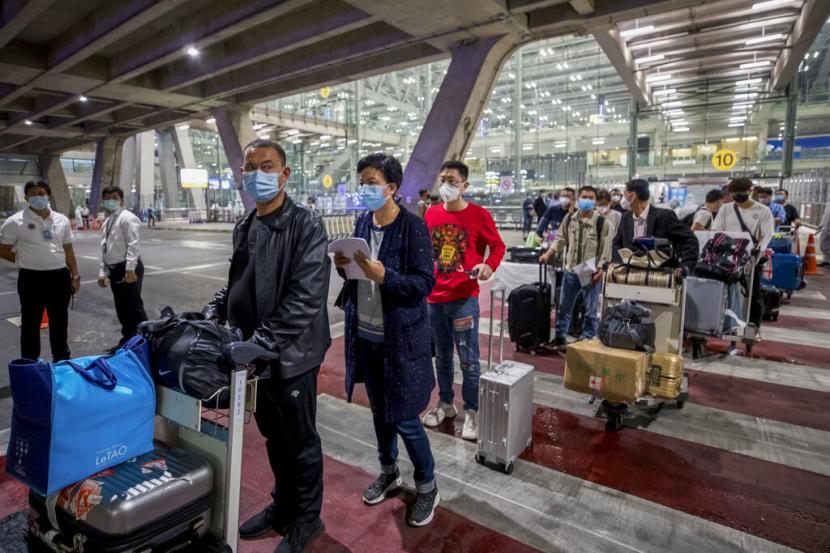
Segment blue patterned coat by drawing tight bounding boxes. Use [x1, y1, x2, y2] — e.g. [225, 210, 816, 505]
[342, 207, 436, 422]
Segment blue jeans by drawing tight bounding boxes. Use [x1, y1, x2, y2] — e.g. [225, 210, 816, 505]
[555, 271, 600, 340]
[429, 297, 480, 412]
[358, 339, 436, 492]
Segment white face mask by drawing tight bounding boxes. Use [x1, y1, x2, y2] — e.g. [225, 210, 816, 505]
[559, 197, 571, 207]
[620, 195, 631, 210]
[597, 205, 610, 215]
[611, 194, 621, 203]
[439, 184, 462, 203]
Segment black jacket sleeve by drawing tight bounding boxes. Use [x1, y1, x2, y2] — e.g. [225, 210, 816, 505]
[251, 215, 330, 354]
[664, 210, 699, 270]
[611, 214, 625, 264]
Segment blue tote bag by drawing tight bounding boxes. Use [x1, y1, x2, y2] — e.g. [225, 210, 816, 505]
[6, 336, 156, 495]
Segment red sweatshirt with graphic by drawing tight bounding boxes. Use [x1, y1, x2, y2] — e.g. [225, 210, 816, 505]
[425, 202, 506, 304]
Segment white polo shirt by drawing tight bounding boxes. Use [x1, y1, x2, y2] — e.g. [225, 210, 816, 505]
[0, 208, 73, 270]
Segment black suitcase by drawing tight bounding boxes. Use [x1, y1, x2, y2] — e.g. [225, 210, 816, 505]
[28, 444, 214, 553]
[508, 263, 551, 351]
[761, 284, 783, 321]
[507, 246, 545, 264]
[567, 292, 586, 338]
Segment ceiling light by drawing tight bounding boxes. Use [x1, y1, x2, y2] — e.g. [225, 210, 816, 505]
[647, 73, 673, 83]
[653, 88, 676, 96]
[662, 101, 683, 108]
[24, 120, 33, 126]
[673, 127, 690, 132]
[620, 25, 655, 38]
[725, 137, 742, 142]
[79, 95, 88, 103]
[555, 142, 567, 148]
[736, 78, 763, 86]
[186, 46, 200, 57]
[286, 129, 300, 135]
[734, 93, 758, 99]
[728, 122, 745, 127]
[637, 53, 665, 64]
[592, 138, 605, 145]
[205, 117, 216, 124]
[746, 33, 783, 45]
[522, 145, 534, 151]
[252, 123, 265, 130]
[740, 60, 771, 69]
[752, 0, 795, 9]
[744, 136, 758, 141]
[177, 124, 189, 130]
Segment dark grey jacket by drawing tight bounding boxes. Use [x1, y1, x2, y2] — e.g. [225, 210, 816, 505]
[205, 196, 331, 379]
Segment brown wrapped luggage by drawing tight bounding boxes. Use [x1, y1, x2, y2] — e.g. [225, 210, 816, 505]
[647, 352, 684, 399]
[564, 339, 649, 403]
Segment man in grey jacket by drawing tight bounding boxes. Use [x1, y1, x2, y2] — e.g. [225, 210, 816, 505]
[204, 139, 331, 553]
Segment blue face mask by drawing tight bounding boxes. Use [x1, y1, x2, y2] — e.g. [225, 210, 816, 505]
[359, 185, 389, 211]
[242, 170, 281, 203]
[578, 199, 596, 211]
[774, 195, 785, 203]
[103, 199, 120, 212]
[28, 196, 49, 210]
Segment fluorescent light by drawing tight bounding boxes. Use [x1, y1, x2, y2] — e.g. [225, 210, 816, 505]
[734, 93, 758, 100]
[673, 127, 690, 132]
[205, 117, 216, 124]
[740, 60, 771, 69]
[554, 142, 567, 148]
[746, 33, 783, 45]
[620, 25, 655, 38]
[653, 88, 676, 96]
[522, 145, 534, 151]
[752, 0, 795, 9]
[24, 120, 32, 126]
[592, 138, 605, 145]
[736, 78, 763, 86]
[661, 100, 683, 108]
[744, 136, 758, 141]
[725, 137, 741, 142]
[647, 73, 673, 83]
[186, 46, 200, 57]
[665, 109, 685, 116]
[637, 53, 665, 64]
[177, 124, 189, 130]
[79, 95, 88, 103]
[728, 122, 745, 127]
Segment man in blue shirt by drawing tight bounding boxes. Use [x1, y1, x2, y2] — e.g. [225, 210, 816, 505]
[756, 187, 785, 230]
[536, 187, 574, 239]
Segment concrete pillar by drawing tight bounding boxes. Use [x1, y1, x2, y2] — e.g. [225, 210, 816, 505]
[118, 135, 137, 208]
[401, 34, 521, 205]
[90, 136, 124, 217]
[39, 154, 72, 217]
[212, 104, 257, 210]
[628, 98, 638, 180]
[782, 82, 798, 179]
[171, 125, 207, 215]
[157, 129, 179, 212]
[136, 131, 155, 210]
[512, 48, 523, 194]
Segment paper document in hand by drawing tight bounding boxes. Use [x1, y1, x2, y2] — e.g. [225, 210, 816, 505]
[573, 257, 597, 287]
[328, 237, 371, 280]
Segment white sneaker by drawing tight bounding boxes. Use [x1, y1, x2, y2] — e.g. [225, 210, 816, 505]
[461, 410, 479, 441]
[422, 403, 457, 427]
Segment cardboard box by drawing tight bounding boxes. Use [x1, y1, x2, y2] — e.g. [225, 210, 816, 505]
[564, 339, 648, 403]
[647, 352, 684, 399]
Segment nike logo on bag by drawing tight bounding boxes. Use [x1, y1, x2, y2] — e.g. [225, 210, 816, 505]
[157, 369, 174, 376]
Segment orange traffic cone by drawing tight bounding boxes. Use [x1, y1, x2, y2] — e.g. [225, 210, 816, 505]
[40, 310, 48, 329]
[803, 233, 823, 276]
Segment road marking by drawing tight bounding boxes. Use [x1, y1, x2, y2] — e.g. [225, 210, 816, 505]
[780, 305, 830, 320]
[79, 255, 99, 261]
[144, 265, 163, 271]
[182, 271, 227, 282]
[792, 289, 827, 301]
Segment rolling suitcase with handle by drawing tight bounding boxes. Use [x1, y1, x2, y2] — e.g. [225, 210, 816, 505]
[507, 262, 551, 351]
[28, 444, 213, 553]
[477, 289, 534, 474]
[684, 276, 729, 336]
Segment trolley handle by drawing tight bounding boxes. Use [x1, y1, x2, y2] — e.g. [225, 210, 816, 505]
[488, 287, 507, 372]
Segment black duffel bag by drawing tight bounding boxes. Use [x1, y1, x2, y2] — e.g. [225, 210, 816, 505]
[138, 306, 242, 405]
[598, 300, 656, 352]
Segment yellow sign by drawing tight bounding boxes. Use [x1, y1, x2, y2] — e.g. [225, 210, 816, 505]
[320, 87, 331, 99]
[322, 175, 333, 188]
[180, 168, 208, 189]
[711, 149, 737, 171]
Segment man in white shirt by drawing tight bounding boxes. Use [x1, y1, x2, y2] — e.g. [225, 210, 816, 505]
[711, 177, 775, 334]
[97, 186, 148, 351]
[690, 189, 725, 231]
[0, 181, 81, 361]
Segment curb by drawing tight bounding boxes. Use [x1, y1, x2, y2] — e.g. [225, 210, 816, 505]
[153, 226, 233, 233]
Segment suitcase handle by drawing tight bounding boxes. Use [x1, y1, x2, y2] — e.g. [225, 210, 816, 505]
[488, 287, 506, 372]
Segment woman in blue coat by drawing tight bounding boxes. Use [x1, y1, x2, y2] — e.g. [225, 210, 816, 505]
[334, 152, 438, 528]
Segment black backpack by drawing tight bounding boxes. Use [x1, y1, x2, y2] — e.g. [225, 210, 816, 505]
[693, 232, 753, 284]
[598, 300, 656, 352]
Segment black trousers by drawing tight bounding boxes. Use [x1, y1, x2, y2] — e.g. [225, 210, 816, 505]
[107, 260, 148, 344]
[253, 367, 323, 524]
[18, 268, 72, 361]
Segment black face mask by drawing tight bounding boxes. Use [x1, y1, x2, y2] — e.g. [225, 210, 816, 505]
[733, 193, 749, 203]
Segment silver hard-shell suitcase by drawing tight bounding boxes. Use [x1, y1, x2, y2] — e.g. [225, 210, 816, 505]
[28, 444, 213, 552]
[684, 276, 728, 336]
[476, 289, 534, 474]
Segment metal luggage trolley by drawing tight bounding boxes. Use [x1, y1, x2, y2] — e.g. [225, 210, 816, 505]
[687, 230, 760, 358]
[598, 255, 689, 431]
[153, 343, 273, 552]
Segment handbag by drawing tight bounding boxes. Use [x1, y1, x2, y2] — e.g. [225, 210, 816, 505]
[598, 300, 656, 352]
[6, 336, 155, 495]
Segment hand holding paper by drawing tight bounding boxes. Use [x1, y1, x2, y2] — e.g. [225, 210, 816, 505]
[328, 238, 371, 281]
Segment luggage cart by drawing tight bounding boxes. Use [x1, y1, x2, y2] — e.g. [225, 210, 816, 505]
[153, 343, 273, 552]
[597, 264, 689, 432]
[687, 230, 761, 358]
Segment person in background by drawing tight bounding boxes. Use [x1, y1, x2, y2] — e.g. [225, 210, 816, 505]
[74, 204, 83, 230]
[0, 181, 81, 361]
[612, 178, 698, 273]
[596, 189, 621, 237]
[146, 205, 156, 228]
[533, 190, 548, 220]
[536, 187, 574, 240]
[819, 199, 830, 266]
[97, 186, 148, 354]
[610, 187, 625, 213]
[539, 185, 611, 346]
[306, 196, 317, 212]
[422, 161, 505, 442]
[81, 203, 90, 230]
[204, 139, 330, 553]
[334, 153, 439, 527]
[522, 193, 535, 239]
[776, 189, 801, 228]
[417, 188, 430, 219]
[711, 177, 775, 342]
[429, 194, 442, 207]
[756, 187, 785, 228]
[690, 189, 725, 231]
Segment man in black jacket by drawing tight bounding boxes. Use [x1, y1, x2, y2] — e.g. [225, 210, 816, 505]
[612, 179, 699, 272]
[533, 190, 548, 220]
[204, 139, 330, 553]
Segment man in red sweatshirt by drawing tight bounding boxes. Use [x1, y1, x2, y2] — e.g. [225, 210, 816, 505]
[422, 161, 506, 441]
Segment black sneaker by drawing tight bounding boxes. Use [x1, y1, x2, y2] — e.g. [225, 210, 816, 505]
[275, 518, 325, 553]
[408, 487, 440, 527]
[239, 503, 289, 540]
[550, 336, 567, 348]
[363, 471, 402, 505]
